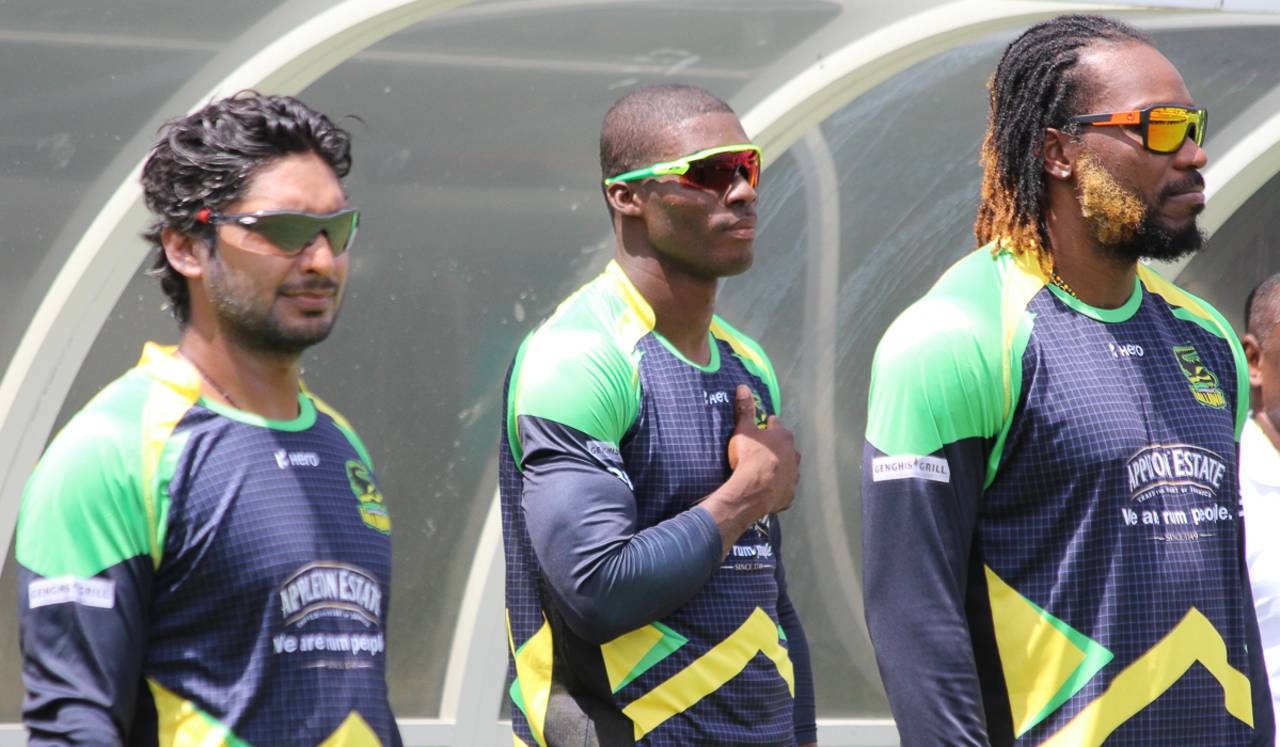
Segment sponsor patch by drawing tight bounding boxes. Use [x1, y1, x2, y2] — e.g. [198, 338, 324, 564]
[587, 440, 633, 489]
[872, 455, 951, 483]
[1126, 443, 1227, 502]
[277, 561, 383, 627]
[28, 577, 115, 609]
[1172, 344, 1226, 409]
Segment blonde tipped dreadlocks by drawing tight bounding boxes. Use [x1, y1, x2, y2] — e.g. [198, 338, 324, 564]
[974, 15, 1149, 276]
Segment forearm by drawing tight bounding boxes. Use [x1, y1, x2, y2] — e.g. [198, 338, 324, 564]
[700, 475, 771, 557]
[549, 506, 723, 642]
[523, 452, 723, 643]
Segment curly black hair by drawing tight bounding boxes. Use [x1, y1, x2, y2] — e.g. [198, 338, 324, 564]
[140, 91, 352, 324]
[974, 15, 1149, 274]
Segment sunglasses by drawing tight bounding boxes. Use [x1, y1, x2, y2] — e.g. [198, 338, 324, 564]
[1067, 104, 1208, 154]
[604, 144, 763, 193]
[195, 207, 360, 256]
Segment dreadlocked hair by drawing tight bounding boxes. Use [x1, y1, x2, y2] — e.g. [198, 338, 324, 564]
[975, 14, 1149, 275]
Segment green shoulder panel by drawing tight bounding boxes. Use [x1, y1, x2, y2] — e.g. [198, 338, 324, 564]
[1137, 265, 1251, 440]
[709, 315, 782, 414]
[507, 261, 650, 467]
[17, 360, 194, 578]
[866, 246, 1044, 472]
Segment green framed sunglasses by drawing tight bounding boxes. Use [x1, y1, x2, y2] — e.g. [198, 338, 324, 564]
[604, 144, 763, 192]
[195, 207, 360, 256]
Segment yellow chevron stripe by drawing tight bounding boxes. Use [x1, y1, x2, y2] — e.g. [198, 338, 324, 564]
[1043, 607, 1253, 747]
[319, 711, 381, 746]
[622, 607, 793, 740]
[148, 678, 236, 747]
[602, 624, 666, 692]
[508, 611, 554, 747]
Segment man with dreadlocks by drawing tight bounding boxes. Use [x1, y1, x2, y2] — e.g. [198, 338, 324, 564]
[861, 14, 1272, 746]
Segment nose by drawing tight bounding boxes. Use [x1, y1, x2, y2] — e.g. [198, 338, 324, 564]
[299, 231, 339, 274]
[1175, 133, 1208, 170]
[725, 169, 758, 205]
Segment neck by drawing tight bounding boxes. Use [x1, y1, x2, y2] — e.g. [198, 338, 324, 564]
[615, 246, 717, 366]
[178, 325, 302, 421]
[1043, 196, 1138, 310]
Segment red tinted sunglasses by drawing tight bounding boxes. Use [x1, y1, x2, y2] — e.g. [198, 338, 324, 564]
[604, 144, 763, 193]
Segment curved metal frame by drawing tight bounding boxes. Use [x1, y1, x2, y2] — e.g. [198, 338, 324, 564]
[5, 1, 1280, 745]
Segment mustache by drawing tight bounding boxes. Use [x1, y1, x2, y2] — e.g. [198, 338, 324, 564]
[279, 279, 340, 294]
[1161, 171, 1205, 200]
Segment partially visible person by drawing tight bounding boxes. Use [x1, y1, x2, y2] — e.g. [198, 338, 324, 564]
[1243, 272, 1280, 724]
[500, 83, 815, 746]
[17, 93, 401, 745]
[862, 14, 1271, 746]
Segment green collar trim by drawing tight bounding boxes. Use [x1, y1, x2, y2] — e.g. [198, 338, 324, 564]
[1046, 276, 1143, 323]
[200, 392, 317, 431]
[652, 330, 722, 373]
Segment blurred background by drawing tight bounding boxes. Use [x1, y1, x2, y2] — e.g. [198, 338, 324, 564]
[2, 1, 1278, 743]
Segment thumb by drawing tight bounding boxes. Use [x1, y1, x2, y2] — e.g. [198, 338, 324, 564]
[734, 385, 755, 433]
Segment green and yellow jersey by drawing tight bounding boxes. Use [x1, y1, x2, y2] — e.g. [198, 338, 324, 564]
[500, 261, 815, 746]
[862, 245, 1272, 746]
[17, 343, 400, 746]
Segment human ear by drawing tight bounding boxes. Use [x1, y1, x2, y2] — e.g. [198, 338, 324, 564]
[1244, 333, 1264, 390]
[162, 226, 208, 280]
[1042, 128, 1075, 181]
[605, 182, 644, 218]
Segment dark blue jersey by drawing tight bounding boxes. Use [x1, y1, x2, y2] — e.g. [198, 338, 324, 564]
[500, 261, 815, 746]
[17, 343, 401, 746]
[862, 246, 1272, 746]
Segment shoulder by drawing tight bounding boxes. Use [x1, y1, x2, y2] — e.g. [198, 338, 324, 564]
[1138, 265, 1239, 346]
[867, 247, 1036, 454]
[874, 247, 1014, 380]
[18, 369, 164, 576]
[510, 268, 646, 442]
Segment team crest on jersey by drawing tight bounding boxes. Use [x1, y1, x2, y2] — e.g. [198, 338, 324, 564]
[346, 459, 391, 534]
[1172, 344, 1226, 409]
[752, 390, 768, 430]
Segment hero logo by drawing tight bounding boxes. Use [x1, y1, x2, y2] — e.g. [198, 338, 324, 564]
[705, 390, 732, 406]
[1107, 343, 1145, 358]
[274, 450, 320, 469]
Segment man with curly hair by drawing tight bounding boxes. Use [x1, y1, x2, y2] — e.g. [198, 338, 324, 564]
[861, 14, 1271, 746]
[16, 92, 401, 746]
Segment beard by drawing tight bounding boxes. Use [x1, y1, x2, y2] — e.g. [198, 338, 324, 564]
[206, 258, 340, 356]
[1075, 150, 1205, 263]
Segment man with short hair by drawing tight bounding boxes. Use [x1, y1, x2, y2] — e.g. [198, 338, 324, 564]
[17, 93, 401, 745]
[862, 15, 1272, 745]
[1242, 272, 1280, 724]
[499, 83, 815, 746]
